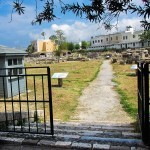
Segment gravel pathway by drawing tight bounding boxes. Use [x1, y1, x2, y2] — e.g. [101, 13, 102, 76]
[71, 60, 134, 124]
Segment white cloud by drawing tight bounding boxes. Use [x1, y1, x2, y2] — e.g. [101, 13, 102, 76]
[29, 16, 143, 43]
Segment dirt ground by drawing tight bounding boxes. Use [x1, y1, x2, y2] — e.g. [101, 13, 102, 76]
[71, 60, 134, 124]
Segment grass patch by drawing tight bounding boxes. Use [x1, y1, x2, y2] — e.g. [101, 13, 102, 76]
[24, 60, 102, 121]
[112, 63, 137, 120]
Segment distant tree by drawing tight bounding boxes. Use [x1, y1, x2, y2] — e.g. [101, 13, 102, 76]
[59, 42, 68, 50]
[87, 41, 91, 47]
[41, 32, 45, 39]
[52, 30, 66, 62]
[140, 30, 150, 41]
[55, 30, 66, 46]
[55, 49, 62, 63]
[75, 43, 80, 50]
[49, 35, 57, 42]
[26, 44, 35, 54]
[68, 42, 74, 51]
[81, 41, 88, 49]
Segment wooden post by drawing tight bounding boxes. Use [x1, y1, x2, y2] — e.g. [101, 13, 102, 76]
[58, 78, 63, 87]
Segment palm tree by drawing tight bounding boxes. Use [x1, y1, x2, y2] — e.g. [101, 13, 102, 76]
[41, 32, 45, 39]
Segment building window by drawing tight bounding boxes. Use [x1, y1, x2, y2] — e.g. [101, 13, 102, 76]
[95, 40, 97, 43]
[8, 59, 12, 66]
[101, 39, 103, 43]
[98, 40, 100, 43]
[133, 35, 135, 38]
[106, 38, 108, 41]
[8, 68, 23, 76]
[133, 43, 135, 46]
[110, 37, 112, 40]
[116, 36, 118, 40]
[126, 36, 128, 39]
[18, 58, 22, 65]
[8, 58, 22, 66]
[123, 36, 125, 40]
[13, 59, 17, 65]
[93, 41, 94, 44]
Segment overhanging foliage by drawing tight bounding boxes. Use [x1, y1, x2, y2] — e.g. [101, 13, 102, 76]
[9, 0, 150, 30]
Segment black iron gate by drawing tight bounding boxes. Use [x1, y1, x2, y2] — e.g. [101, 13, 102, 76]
[0, 67, 54, 135]
[137, 61, 150, 145]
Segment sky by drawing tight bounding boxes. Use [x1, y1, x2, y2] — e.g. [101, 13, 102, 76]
[0, 0, 146, 49]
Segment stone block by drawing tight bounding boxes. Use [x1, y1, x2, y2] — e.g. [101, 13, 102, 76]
[22, 139, 39, 145]
[55, 141, 72, 148]
[71, 142, 91, 149]
[93, 144, 110, 150]
[37, 140, 56, 146]
[57, 134, 80, 139]
[110, 146, 130, 150]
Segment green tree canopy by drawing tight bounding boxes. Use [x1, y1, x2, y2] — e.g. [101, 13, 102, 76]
[26, 44, 35, 54]
[140, 30, 150, 41]
[49, 35, 57, 42]
[7, 0, 150, 30]
[67, 42, 74, 51]
[59, 42, 68, 50]
[81, 41, 88, 49]
[75, 43, 80, 50]
[55, 30, 66, 46]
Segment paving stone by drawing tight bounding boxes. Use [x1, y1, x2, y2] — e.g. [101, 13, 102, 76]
[37, 139, 56, 146]
[80, 136, 144, 147]
[110, 146, 130, 150]
[0, 145, 21, 150]
[71, 142, 91, 149]
[102, 126, 134, 131]
[103, 131, 122, 136]
[131, 147, 150, 150]
[12, 137, 24, 143]
[57, 134, 80, 139]
[0, 132, 9, 135]
[122, 132, 141, 137]
[22, 139, 39, 145]
[93, 144, 110, 149]
[81, 130, 103, 136]
[3, 137, 24, 144]
[90, 126, 102, 130]
[0, 136, 7, 140]
[55, 141, 72, 148]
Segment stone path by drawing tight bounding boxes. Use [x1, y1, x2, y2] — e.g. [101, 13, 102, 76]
[71, 60, 134, 124]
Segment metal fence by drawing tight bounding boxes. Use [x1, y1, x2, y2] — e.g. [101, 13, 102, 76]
[137, 61, 150, 145]
[0, 67, 54, 135]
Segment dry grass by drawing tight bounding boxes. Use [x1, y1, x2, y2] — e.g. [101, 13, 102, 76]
[0, 60, 101, 121]
[112, 63, 137, 120]
[27, 60, 102, 121]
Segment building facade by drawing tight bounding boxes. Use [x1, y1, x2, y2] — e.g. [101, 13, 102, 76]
[37, 39, 57, 53]
[88, 26, 149, 50]
[0, 45, 27, 97]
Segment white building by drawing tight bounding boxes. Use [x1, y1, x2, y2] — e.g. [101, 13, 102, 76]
[88, 26, 150, 50]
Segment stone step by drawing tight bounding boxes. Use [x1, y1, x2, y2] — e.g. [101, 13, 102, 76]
[7, 123, 139, 139]
[26, 121, 136, 131]
[0, 134, 149, 149]
[54, 124, 135, 132]
[54, 129, 141, 139]
[0, 122, 148, 149]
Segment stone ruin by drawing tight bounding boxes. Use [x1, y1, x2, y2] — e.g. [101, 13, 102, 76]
[111, 48, 150, 64]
